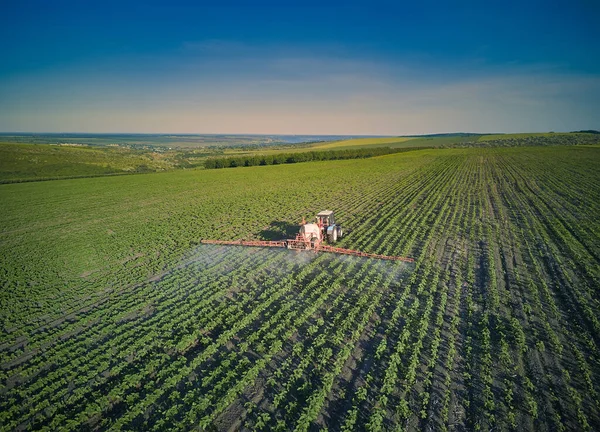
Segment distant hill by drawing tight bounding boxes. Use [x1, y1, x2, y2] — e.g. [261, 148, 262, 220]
[400, 132, 488, 138]
[307, 132, 600, 151]
[570, 130, 600, 134]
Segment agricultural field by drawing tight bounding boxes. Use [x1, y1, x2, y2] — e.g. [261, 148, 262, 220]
[1, 146, 599, 431]
[3, 133, 599, 183]
[0, 143, 178, 182]
[307, 137, 417, 150]
[312, 132, 600, 150]
[473, 133, 600, 147]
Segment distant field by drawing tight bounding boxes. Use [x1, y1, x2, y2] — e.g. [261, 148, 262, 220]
[402, 135, 481, 147]
[227, 133, 600, 155]
[309, 136, 415, 150]
[0, 143, 176, 182]
[474, 132, 600, 147]
[319, 132, 600, 148]
[308, 134, 557, 149]
[3, 133, 600, 182]
[478, 132, 557, 141]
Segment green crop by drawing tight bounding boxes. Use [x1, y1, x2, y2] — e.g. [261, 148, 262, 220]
[0, 146, 599, 430]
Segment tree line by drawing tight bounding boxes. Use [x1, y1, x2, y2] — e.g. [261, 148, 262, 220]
[204, 147, 424, 169]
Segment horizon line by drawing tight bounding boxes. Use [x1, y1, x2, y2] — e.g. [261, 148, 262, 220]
[1, 130, 591, 137]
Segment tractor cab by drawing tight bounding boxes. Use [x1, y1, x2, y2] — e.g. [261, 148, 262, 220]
[315, 210, 343, 243]
[315, 210, 335, 228]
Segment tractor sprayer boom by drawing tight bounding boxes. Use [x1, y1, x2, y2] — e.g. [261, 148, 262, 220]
[201, 210, 414, 263]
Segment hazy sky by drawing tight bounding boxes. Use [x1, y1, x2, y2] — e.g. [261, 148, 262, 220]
[1, 0, 598, 134]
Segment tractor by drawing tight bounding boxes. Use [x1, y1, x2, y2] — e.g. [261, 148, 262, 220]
[287, 210, 343, 250]
[202, 209, 414, 262]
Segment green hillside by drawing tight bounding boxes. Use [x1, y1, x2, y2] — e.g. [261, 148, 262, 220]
[309, 136, 417, 150]
[0, 143, 175, 182]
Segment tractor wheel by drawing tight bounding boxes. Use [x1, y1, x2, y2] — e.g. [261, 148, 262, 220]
[337, 226, 343, 238]
[328, 229, 338, 243]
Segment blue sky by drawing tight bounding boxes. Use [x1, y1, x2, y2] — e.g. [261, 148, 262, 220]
[0, 0, 598, 134]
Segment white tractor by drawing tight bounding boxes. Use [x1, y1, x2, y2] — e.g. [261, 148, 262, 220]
[291, 210, 343, 249]
[202, 209, 414, 262]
